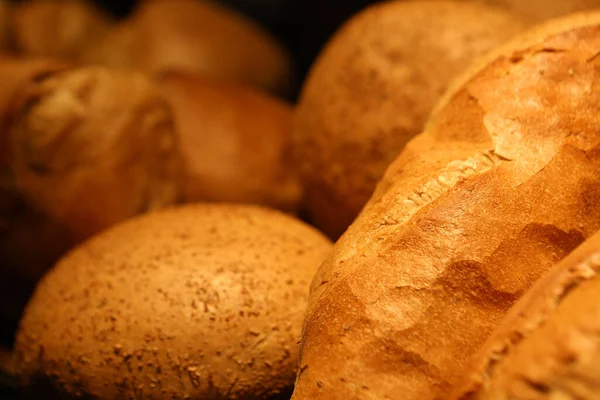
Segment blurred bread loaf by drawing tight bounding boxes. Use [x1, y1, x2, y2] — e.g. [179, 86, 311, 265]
[293, 11, 600, 400]
[15, 204, 332, 399]
[0, 58, 74, 303]
[0, 0, 8, 52]
[451, 230, 600, 399]
[293, 0, 525, 239]
[11, 0, 114, 60]
[82, 0, 294, 96]
[8, 66, 180, 242]
[157, 71, 302, 213]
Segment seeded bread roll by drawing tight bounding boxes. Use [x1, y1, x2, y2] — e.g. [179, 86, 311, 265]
[11, 0, 114, 60]
[15, 204, 332, 399]
[293, 0, 525, 239]
[293, 12, 600, 400]
[8, 66, 180, 242]
[157, 71, 302, 213]
[451, 230, 600, 399]
[82, 0, 293, 96]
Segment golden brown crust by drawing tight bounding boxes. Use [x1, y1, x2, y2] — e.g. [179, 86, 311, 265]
[292, 0, 525, 239]
[488, 0, 600, 24]
[451, 230, 600, 399]
[82, 0, 293, 96]
[15, 204, 332, 399]
[0, 0, 8, 52]
[10, 0, 114, 61]
[8, 66, 181, 241]
[293, 14, 600, 400]
[156, 71, 302, 213]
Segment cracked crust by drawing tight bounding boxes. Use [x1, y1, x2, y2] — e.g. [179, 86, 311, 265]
[156, 71, 302, 213]
[451, 229, 600, 399]
[11, 0, 114, 61]
[292, 0, 525, 239]
[14, 204, 332, 399]
[292, 12, 600, 400]
[8, 66, 181, 241]
[81, 0, 294, 96]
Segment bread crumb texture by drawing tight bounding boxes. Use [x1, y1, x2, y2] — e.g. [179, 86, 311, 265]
[15, 204, 332, 399]
[293, 14, 600, 400]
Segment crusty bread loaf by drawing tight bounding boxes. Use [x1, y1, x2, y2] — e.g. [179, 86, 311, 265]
[293, 12, 600, 400]
[81, 0, 294, 96]
[292, 0, 525, 239]
[11, 0, 114, 60]
[156, 71, 302, 213]
[8, 66, 180, 241]
[451, 230, 600, 399]
[489, 0, 600, 24]
[15, 204, 332, 399]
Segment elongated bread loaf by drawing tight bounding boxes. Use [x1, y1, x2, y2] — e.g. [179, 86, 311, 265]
[293, 13, 600, 400]
[451, 230, 600, 399]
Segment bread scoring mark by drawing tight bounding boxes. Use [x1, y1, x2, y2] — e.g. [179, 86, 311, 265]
[402, 150, 505, 210]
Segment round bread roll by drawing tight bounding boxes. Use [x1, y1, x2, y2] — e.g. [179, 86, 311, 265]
[82, 0, 293, 96]
[450, 230, 600, 399]
[11, 0, 114, 60]
[293, 0, 525, 239]
[15, 204, 333, 399]
[157, 71, 301, 213]
[488, 0, 600, 24]
[8, 66, 180, 242]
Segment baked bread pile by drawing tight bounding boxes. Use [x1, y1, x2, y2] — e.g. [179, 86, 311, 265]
[2, 0, 600, 398]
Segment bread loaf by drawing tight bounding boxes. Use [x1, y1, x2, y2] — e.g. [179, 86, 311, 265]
[8, 65, 180, 242]
[489, 0, 600, 24]
[0, 0, 8, 52]
[11, 0, 114, 60]
[293, 12, 600, 400]
[451, 230, 600, 399]
[82, 0, 294, 96]
[156, 71, 302, 213]
[0, 58, 74, 283]
[292, 0, 525, 239]
[15, 204, 332, 399]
